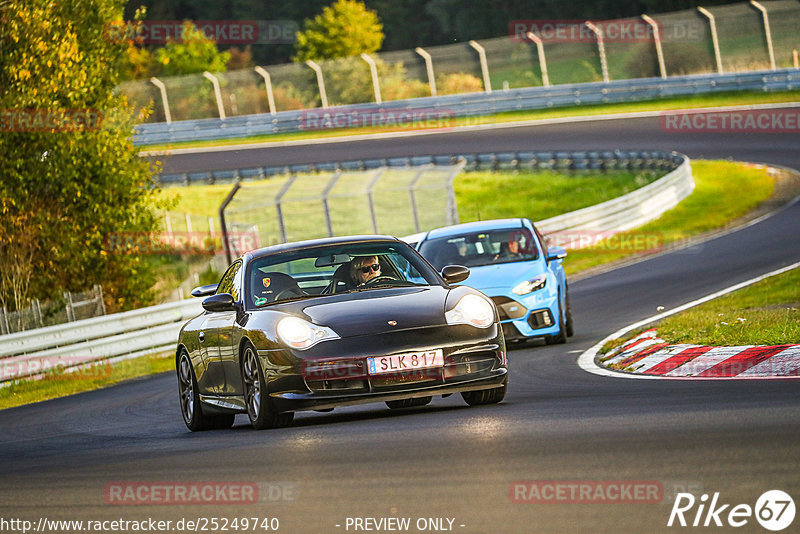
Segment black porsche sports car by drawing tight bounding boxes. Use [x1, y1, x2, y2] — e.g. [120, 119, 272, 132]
[176, 235, 508, 431]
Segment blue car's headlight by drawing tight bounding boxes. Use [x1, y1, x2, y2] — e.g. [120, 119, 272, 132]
[513, 274, 547, 295]
[445, 294, 494, 328]
[277, 317, 339, 350]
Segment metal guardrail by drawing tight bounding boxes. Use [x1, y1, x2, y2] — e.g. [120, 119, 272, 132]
[157, 149, 680, 186]
[0, 150, 689, 382]
[536, 154, 693, 236]
[134, 68, 800, 146]
[0, 299, 202, 383]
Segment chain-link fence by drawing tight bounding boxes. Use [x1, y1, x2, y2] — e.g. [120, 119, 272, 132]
[218, 164, 464, 261]
[0, 286, 106, 335]
[116, 2, 800, 123]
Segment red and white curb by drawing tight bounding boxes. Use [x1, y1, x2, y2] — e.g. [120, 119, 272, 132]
[600, 329, 800, 377]
[578, 260, 800, 380]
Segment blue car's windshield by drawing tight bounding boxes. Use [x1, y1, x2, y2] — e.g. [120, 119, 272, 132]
[419, 228, 539, 270]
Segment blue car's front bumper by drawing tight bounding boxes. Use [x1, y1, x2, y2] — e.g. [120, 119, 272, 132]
[487, 289, 561, 340]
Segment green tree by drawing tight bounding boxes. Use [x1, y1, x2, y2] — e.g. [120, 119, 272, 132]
[153, 21, 230, 76]
[294, 0, 384, 61]
[0, 0, 163, 314]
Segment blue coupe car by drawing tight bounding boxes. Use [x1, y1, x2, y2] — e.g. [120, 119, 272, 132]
[416, 218, 573, 344]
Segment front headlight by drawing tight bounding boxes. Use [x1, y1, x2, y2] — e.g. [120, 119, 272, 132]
[276, 317, 339, 350]
[513, 274, 547, 295]
[445, 294, 494, 328]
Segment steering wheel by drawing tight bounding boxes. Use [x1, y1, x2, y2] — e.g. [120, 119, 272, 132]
[273, 286, 305, 300]
[363, 275, 397, 287]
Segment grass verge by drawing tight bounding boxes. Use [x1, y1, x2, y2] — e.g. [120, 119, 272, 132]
[0, 352, 174, 411]
[562, 161, 776, 275]
[601, 266, 800, 354]
[139, 90, 800, 152]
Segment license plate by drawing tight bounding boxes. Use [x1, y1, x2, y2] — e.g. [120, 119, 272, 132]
[367, 349, 444, 375]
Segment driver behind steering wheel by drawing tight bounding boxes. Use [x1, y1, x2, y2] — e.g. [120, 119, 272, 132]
[350, 255, 381, 286]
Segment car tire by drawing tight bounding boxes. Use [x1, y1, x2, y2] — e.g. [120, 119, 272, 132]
[546, 293, 568, 345]
[386, 396, 432, 409]
[461, 378, 507, 406]
[242, 343, 293, 430]
[177, 350, 234, 431]
[565, 291, 575, 337]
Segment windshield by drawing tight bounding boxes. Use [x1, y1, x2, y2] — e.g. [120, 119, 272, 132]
[419, 227, 539, 270]
[245, 241, 442, 308]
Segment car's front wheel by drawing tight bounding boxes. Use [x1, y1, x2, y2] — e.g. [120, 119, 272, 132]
[242, 343, 293, 430]
[177, 350, 234, 431]
[461, 378, 507, 406]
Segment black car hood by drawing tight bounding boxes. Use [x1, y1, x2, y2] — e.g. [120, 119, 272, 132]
[300, 286, 449, 338]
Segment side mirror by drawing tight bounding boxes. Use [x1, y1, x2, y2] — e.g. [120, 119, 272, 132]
[546, 246, 567, 262]
[202, 293, 238, 312]
[191, 284, 218, 298]
[441, 265, 470, 284]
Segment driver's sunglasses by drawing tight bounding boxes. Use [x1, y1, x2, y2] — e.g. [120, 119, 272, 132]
[360, 263, 380, 274]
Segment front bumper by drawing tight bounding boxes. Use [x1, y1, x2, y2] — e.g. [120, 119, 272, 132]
[490, 292, 560, 341]
[260, 324, 507, 413]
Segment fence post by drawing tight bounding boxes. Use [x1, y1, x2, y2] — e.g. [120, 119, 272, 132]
[750, 1, 776, 71]
[274, 174, 299, 243]
[185, 212, 193, 234]
[149, 77, 172, 124]
[305, 60, 329, 109]
[366, 168, 386, 234]
[321, 171, 343, 237]
[254, 66, 277, 115]
[1, 306, 9, 335]
[585, 21, 610, 83]
[446, 160, 465, 225]
[33, 299, 43, 328]
[526, 32, 550, 87]
[408, 166, 429, 233]
[64, 291, 75, 322]
[95, 285, 106, 316]
[697, 7, 724, 74]
[164, 211, 173, 238]
[360, 53, 383, 104]
[415, 47, 437, 97]
[641, 15, 667, 79]
[208, 217, 216, 241]
[468, 41, 492, 93]
[203, 71, 227, 120]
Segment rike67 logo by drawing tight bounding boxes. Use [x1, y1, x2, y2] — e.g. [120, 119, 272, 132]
[668, 490, 795, 531]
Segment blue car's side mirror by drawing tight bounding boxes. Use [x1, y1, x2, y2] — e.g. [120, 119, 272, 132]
[546, 246, 567, 262]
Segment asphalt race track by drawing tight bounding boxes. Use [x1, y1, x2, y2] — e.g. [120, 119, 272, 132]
[2, 110, 799, 533]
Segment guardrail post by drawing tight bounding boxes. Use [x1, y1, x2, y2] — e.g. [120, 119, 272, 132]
[641, 14, 667, 79]
[415, 47, 437, 97]
[469, 40, 492, 93]
[750, 1, 777, 71]
[254, 66, 277, 115]
[585, 21, 610, 83]
[795, 50, 799, 69]
[305, 60, 329, 109]
[203, 71, 226, 120]
[525, 32, 550, 87]
[697, 7, 724, 74]
[149, 77, 172, 124]
[360, 53, 383, 103]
